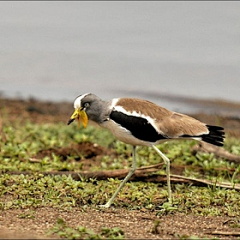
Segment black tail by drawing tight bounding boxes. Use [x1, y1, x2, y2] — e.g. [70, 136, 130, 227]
[201, 125, 225, 147]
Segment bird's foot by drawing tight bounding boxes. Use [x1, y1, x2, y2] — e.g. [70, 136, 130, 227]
[98, 203, 111, 208]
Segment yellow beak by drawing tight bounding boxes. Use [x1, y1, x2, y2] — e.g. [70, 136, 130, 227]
[67, 108, 88, 128]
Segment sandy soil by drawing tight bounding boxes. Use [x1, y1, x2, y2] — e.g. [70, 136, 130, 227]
[1, 207, 239, 239]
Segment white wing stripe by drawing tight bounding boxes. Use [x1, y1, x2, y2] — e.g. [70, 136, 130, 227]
[112, 105, 164, 135]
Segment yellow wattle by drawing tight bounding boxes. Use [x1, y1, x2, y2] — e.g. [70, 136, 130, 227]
[78, 109, 88, 128]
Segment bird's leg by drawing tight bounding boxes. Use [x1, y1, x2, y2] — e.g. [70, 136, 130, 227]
[152, 145, 172, 204]
[99, 146, 137, 208]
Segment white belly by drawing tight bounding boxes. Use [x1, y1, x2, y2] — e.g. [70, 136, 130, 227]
[100, 119, 155, 146]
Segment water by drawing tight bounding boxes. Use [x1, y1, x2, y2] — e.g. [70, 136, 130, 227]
[0, 2, 240, 114]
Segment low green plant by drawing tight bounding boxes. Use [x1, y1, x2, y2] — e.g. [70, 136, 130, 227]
[0, 119, 240, 216]
[49, 218, 124, 239]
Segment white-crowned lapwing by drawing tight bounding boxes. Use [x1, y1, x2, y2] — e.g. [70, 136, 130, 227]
[68, 93, 225, 208]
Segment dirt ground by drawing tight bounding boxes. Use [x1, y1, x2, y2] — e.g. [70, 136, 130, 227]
[1, 97, 240, 239]
[1, 207, 239, 239]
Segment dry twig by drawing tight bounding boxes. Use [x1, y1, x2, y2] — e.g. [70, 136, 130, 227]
[192, 142, 240, 163]
[209, 231, 240, 236]
[5, 163, 240, 190]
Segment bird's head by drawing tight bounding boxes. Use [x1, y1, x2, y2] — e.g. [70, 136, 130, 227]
[67, 93, 104, 128]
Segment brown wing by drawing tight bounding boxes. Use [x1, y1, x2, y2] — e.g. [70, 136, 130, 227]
[116, 98, 208, 138]
[158, 112, 209, 138]
[116, 98, 172, 120]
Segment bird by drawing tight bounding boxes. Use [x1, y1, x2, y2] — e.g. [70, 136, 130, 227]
[67, 93, 225, 208]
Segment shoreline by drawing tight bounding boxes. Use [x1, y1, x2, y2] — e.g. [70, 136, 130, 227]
[1, 92, 240, 117]
[1, 94, 240, 138]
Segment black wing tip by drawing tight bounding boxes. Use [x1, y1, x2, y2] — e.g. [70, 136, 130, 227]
[202, 125, 225, 146]
[202, 137, 224, 147]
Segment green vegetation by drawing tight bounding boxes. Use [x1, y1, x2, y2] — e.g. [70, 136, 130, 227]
[1, 117, 240, 238]
[1, 120, 240, 211]
[49, 218, 124, 239]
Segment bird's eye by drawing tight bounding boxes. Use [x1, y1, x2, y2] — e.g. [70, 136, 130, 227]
[83, 102, 90, 109]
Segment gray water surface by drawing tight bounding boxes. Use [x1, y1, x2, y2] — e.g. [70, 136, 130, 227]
[0, 2, 240, 115]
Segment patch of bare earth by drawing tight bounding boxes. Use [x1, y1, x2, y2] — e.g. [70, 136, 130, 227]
[35, 142, 117, 170]
[1, 207, 240, 239]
